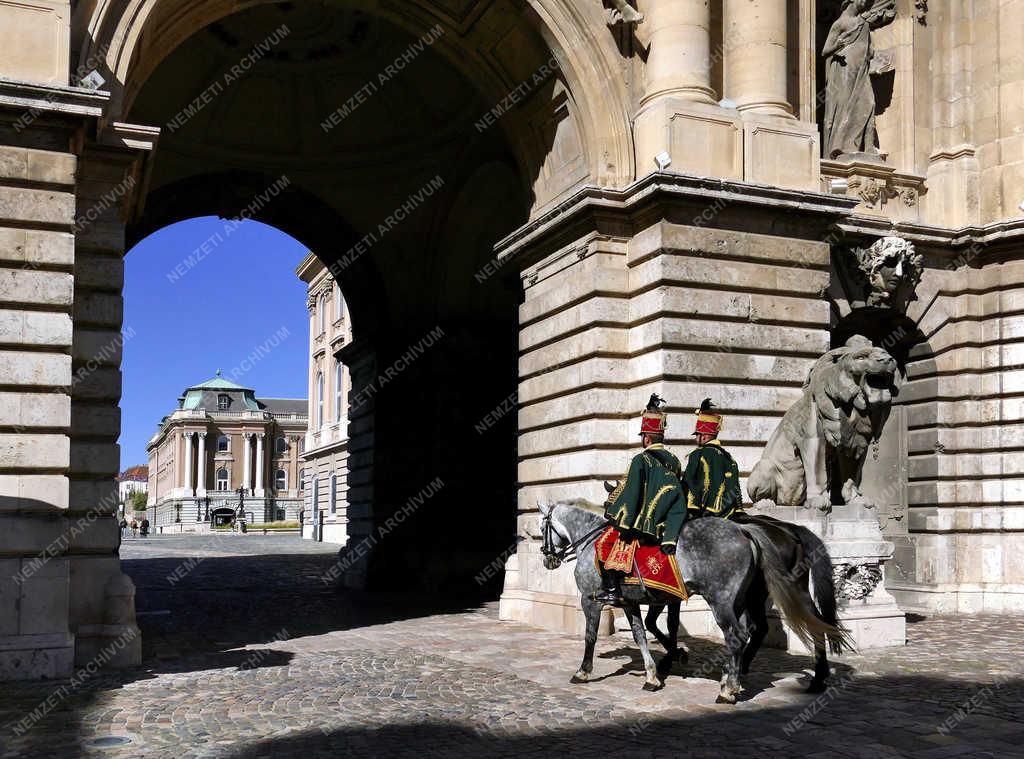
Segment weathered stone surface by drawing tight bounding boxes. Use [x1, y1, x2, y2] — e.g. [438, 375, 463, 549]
[0, 145, 75, 185]
[0, 227, 74, 266]
[0, 267, 73, 306]
[0, 433, 68, 468]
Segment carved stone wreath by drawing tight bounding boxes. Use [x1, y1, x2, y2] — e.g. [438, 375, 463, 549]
[833, 563, 883, 601]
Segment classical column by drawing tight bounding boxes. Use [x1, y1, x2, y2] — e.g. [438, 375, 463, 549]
[723, 0, 793, 118]
[243, 432, 252, 492]
[255, 432, 265, 497]
[639, 0, 716, 106]
[196, 432, 207, 497]
[183, 431, 194, 496]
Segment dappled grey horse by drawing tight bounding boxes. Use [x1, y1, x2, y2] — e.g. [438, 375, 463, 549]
[539, 500, 849, 702]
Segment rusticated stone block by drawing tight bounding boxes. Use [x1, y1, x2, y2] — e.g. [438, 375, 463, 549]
[0, 267, 73, 306]
[0, 227, 74, 267]
[72, 292, 123, 327]
[0, 433, 68, 468]
[0, 391, 68, 428]
[0, 351, 69, 387]
[0, 186, 75, 226]
[0, 146, 75, 186]
[69, 441, 119, 475]
[0, 474, 68, 510]
[0, 309, 71, 346]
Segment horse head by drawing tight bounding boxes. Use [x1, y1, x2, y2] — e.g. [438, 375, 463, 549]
[538, 502, 570, 570]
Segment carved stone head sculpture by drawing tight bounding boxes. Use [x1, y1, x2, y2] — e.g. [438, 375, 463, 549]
[853, 236, 922, 310]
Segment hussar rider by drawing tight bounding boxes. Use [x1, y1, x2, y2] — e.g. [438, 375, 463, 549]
[596, 394, 687, 606]
[683, 398, 744, 522]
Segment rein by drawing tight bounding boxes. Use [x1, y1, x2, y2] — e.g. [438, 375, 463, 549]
[541, 512, 608, 567]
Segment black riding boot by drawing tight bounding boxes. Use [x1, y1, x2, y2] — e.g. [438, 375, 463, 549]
[592, 570, 623, 607]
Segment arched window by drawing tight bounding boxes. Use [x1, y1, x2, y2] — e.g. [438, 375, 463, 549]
[334, 360, 343, 423]
[330, 472, 337, 514]
[276, 436, 287, 454]
[316, 372, 325, 429]
[334, 283, 343, 321]
[275, 469, 287, 491]
[217, 394, 231, 410]
[298, 468, 305, 492]
[318, 294, 327, 334]
[216, 467, 229, 491]
[217, 435, 229, 452]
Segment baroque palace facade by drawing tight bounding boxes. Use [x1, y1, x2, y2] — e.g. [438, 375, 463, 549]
[297, 253, 353, 545]
[145, 375, 308, 530]
[1, 0, 1023, 678]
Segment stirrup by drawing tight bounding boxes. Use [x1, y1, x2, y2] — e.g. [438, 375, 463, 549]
[590, 589, 624, 607]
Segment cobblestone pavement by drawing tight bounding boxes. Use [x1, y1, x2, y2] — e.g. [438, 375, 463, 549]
[2, 534, 1023, 758]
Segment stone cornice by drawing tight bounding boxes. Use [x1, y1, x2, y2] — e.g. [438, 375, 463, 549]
[495, 171, 859, 270]
[0, 78, 108, 120]
[836, 214, 1024, 261]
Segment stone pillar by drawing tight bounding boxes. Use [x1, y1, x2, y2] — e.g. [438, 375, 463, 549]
[0, 125, 77, 680]
[723, 0, 792, 118]
[242, 432, 252, 492]
[196, 432, 207, 497]
[634, 0, 745, 181]
[183, 432, 194, 497]
[255, 433, 265, 497]
[639, 0, 715, 106]
[65, 135, 151, 671]
[336, 337, 376, 588]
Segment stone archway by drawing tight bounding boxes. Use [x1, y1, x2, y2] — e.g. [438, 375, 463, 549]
[62, 0, 637, 631]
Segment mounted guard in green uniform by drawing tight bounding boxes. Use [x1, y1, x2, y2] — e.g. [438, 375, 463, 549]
[683, 398, 744, 521]
[595, 394, 687, 605]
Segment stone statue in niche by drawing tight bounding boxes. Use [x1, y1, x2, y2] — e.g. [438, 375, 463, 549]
[747, 335, 898, 513]
[822, 0, 896, 160]
[852, 236, 923, 310]
[604, 0, 643, 25]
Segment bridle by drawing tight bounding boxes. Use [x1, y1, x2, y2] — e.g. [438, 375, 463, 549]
[540, 510, 608, 570]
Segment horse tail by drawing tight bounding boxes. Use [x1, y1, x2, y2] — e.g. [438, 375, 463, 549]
[790, 524, 849, 655]
[742, 524, 853, 655]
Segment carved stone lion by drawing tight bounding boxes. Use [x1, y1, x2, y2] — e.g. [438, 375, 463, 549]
[747, 335, 898, 512]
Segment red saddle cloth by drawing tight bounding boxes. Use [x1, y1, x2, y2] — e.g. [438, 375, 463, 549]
[594, 526, 688, 600]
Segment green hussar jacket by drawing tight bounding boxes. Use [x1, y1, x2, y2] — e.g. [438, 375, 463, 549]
[683, 439, 743, 520]
[604, 444, 688, 551]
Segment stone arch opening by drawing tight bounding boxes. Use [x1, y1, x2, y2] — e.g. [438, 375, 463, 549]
[83, 0, 618, 596]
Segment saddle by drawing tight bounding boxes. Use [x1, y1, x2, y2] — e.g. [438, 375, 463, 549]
[595, 526, 688, 600]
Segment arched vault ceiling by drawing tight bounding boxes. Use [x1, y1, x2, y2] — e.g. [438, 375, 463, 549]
[80, 0, 636, 194]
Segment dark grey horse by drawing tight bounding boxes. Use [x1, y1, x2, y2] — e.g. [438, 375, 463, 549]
[539, 499, 849, 702]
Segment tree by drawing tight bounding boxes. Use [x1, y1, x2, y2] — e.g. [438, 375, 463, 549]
[130, 490, 148, 511]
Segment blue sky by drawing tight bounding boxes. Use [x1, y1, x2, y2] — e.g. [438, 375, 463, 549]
[119, 218, 310, 469]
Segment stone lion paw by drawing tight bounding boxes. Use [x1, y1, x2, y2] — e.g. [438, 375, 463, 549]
[805, 494, 833, 513]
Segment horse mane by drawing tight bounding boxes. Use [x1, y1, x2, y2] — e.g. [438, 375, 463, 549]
[551, 498, 605, 516]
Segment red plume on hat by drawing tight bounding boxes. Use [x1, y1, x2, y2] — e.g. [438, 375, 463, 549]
[694, 397, 723, 436]
[639, 393, 667, 436]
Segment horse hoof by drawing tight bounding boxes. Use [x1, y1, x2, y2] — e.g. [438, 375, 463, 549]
[570, 675, 588, 684]
[715, 694, 736, 705]
[642, 681, 663, 692]
[806, 680, 827, 694]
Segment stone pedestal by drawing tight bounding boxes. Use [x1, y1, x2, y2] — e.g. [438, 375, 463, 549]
[821, 157, 926, 222]
[755, 503, 907, 653]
